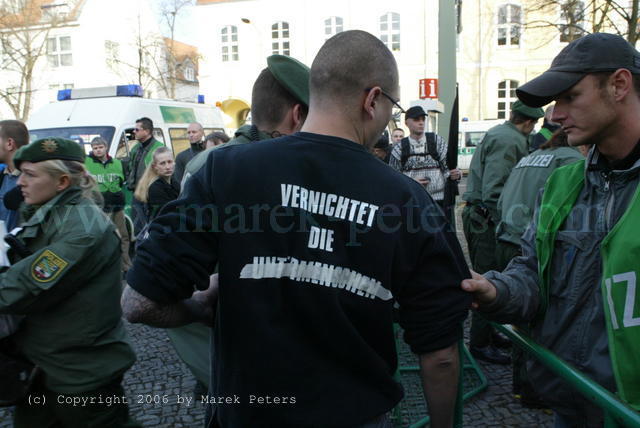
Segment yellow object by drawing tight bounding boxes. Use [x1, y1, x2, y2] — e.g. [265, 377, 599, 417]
[220, 98, 250, 129]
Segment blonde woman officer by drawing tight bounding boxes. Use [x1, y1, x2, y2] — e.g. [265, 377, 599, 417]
[0, 137, 138, 428]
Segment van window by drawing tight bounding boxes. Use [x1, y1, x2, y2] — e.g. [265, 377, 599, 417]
[29, 126, 115, 155]
[465, 131, 486, 147]
[169, 128, 189, 155]
[118, 127, 167, 160]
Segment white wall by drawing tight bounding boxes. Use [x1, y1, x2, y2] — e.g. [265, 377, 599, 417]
[195, 0, 440, 110]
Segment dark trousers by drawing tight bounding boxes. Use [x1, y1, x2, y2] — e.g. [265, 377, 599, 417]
[14, 376, 140, 428]
[130, 198, 147, 236]
[462, 204, 498, 348]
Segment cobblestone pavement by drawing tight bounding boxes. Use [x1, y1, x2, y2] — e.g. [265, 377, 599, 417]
[0, 179, 554, 427]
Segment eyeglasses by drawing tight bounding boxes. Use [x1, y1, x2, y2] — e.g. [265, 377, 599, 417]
[365, 87, 405, 113]
[133, 128, 144, 132]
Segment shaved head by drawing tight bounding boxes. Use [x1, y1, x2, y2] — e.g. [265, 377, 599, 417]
[310, 30, 398, 108]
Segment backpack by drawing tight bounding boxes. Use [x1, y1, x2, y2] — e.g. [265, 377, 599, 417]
[400, 133, 447, 174]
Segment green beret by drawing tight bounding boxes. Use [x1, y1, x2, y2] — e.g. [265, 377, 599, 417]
[14, 137, 86, 170]
[511, 100, 545, 119]
[267, 55, 310, 107]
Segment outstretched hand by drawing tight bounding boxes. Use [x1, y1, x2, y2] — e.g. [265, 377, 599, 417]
[461, 270, 497, 309]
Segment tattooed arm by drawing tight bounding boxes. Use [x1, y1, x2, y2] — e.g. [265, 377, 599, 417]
[121, 274, 218, 328]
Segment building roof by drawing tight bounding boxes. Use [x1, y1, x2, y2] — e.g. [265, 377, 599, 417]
[0, 0, 85, 28]
[164, 38, 199, 82]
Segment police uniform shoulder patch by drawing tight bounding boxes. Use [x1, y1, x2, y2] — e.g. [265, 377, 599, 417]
[31, 249, 69, 283]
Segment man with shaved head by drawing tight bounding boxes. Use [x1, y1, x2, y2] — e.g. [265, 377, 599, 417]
[173, 122, 205, 184]
[123, 30, 470, 428]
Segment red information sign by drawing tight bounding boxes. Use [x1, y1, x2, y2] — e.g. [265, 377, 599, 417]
[419, 78, 438, 99]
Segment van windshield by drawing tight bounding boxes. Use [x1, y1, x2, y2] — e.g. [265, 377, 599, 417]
[29, 127, 116, 154]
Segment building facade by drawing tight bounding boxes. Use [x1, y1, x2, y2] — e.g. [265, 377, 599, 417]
[195, 0, 632, 124]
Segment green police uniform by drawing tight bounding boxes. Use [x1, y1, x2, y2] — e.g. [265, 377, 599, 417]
[462, 101, 543, 351]
[1, 138, 138, 428]
[495, 146, 584, 269]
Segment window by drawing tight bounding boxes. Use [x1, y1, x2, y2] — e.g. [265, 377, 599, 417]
[221, 25, 239, 62]
[169, 128, 189, 155]
[497, 4, 521, 46]
[497, 80, 519, 119]
[324, 16, 343, 40]
[105, 40, 119, 66]
[379, 12, 400, 51]
[560, 1, 585, 43]
[271, 21, 290, 55]
[184, 65, 195, 82]
[47, 35, 72, 67]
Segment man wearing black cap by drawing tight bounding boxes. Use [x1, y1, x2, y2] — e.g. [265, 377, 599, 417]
[461, 99, 544, 365]
[462, 33, 640, 425]
[123, 30, 471, 428]
[390, 106, 461, 209]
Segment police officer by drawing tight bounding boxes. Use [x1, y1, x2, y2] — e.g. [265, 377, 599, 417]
[181, 54, 309, 186]
[167, 54, 311, 395]
[462, 100, 544, 364]
[0, 138, 138, 427]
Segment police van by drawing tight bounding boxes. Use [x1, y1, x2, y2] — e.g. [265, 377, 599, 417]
[26, 85, 227, 164]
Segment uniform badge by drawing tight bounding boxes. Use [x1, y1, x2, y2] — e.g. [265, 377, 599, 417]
[41, 139, 58, 153]
[31, 250, 68, 282]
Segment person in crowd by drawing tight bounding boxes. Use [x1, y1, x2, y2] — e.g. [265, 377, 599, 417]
[181, 54, 310, 187]
[133, 147, 179, 223]
[173, 122, 205, 184]
[85, 137, 131, 271]
[122, 30, 471, 428]
[127, 117, 164, 232]
[462, 33, 640, 426]
[495, 129, 584, 407]
[166, 55, 312, 399]
[529, 105, 560, 153]
[204, 131, 230, 150]
[461, 99, 544, 365]
[389, 106, 461, 210]
[391, 127, 404, 143]
[372, 134, 391, 163]
[0, 137, 137, 427]
[0, 120, 29, 231]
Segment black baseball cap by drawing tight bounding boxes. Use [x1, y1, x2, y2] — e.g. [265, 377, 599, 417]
[517, 33, 640, 107]
[405, 106, 427, 119]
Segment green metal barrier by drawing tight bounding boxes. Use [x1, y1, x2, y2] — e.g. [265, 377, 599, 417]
[391, 324, 488, 427]
[492, 323, 640, 428]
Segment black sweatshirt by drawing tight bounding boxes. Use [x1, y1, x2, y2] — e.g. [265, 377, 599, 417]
[128, 132, 471, 427]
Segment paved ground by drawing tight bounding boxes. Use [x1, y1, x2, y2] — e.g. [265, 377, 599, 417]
[0, 178, 555, 427]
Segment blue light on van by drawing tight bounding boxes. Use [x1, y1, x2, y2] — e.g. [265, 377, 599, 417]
[198, 94, 205, 104]
[57, 89, 72, 101]
[116, 85, 144, 97]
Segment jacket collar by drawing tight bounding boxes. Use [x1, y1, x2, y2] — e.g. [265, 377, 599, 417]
[21, 187, 83, 227]
[89, 152, 113, 165]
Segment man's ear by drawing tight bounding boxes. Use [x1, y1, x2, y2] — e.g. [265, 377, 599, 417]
[5, 138, 17, 152]
[363, 87, 380, 120]
[611, 68, 632, 102]
[292, 103, 304, 130]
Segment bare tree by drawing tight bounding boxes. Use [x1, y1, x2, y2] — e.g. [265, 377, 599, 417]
[158, 0, 193, 99]
[105, 1, 195, 100]
[0, 0, 72, 120]
[526, 0, 640, 46]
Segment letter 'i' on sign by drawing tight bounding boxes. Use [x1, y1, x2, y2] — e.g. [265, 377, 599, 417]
[419, 78, 438, 99]
[308, 226, 334, 252]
